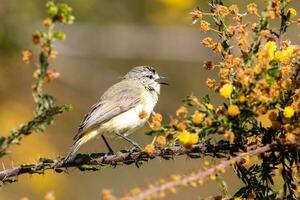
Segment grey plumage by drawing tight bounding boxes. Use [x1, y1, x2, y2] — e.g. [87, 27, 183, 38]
[74, 80, 143, 141]
[63, 66, 164, 163]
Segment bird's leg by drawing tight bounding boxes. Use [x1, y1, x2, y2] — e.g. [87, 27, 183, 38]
[115, 133, 141, 149]
[101, 134, 114, 155]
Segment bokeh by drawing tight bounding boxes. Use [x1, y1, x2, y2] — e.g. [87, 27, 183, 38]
[0, 0, 299, 199]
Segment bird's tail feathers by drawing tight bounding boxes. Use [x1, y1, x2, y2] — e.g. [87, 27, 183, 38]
[62, 130, 98, 164]
[63, 141, 82, 164]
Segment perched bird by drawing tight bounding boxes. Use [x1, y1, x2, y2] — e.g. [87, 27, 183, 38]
[63, 66, 166, 163]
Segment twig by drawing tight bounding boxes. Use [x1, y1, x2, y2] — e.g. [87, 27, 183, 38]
[0, 143, 238, 184]
[0, 106, 70, 157]
[120, 142, 298, 200]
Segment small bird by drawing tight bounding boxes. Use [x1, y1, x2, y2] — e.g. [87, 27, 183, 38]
[63, 66, 166, 163]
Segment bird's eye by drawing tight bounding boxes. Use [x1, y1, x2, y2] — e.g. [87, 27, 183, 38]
[147, 75, 154, 79]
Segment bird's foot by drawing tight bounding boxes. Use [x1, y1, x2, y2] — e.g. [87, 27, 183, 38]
[115, 133, 141, 150]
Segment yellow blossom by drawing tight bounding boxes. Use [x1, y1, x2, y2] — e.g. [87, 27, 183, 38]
[176, 106, 188, 118]
[228, 4, 238, 15]
[265, 41, 277, 60]
[243, 156, 252, 166]
[288, 8, 297, 17]
[206, 78, 216, 89]
[274, 47, 294, 62]
[217, 6, 229, 17]
[176, 121, 187, 131]
[199, 20, 210, 32]
[210, 174, 217, 181]
[144, 144, 155, 154]
[238, 94, 246, 103]
[224, 130, 235, 143]
[205, 103, 213, 110]
[219, 83, 233, 98]
[178, 131, 199, 148]
[285, 133, 295, 142]
[228, 104, 240, 117]
[254, 64, 262, 74]
[22, 49, 33, 64]
[43, 18, 52, 27]
[234, 197, 243, 200]
[156, 135, 166, 146]
[204, 117, 213, 126]
[247, 3, 258, 14]
[283, 106, 295, 118]
[192, 111, 204, 124]
[201, 37, 213, 47]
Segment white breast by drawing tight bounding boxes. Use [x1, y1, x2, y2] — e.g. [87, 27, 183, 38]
[100, 90, 158, 136]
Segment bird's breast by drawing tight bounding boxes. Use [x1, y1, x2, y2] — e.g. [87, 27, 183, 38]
[100, 94, 157, 136]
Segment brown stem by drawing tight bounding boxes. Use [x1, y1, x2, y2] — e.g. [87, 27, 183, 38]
[0, 143, 237, 183]
[120, 142, 298, 200]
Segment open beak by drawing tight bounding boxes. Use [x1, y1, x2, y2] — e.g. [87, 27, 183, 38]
[156, 76, 168, 85]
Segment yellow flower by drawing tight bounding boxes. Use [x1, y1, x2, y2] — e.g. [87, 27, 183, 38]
[205, 103, 213, 110]
[43, 18, 52, 27]
[254, 64, 262, 74]
[265, 41, 277, 60]
[247, 3, 258, 14]
[274, 47, 294, 62]
[144, 144, 155, 154]
[199, 20, 210, 32]
[283, 106, 295, 118]
[219, 83, 233, 98]
[155, 135, 167, 146]
[238, 94, 246, 103]
[192, 111, 204, 124]
[228, 104, 240, 117]
[234, 197, 243, 200]
[210, 174, 217, 181]
[178, 131, 199, 148]
[176, 106, 188, 118]
[224, 131, 235, 143]
[229, 4, 239, 15]
[285, 133, 295, 142]
[288, 8, 297, 17]
[218, 5, 229, 17]
[22, 49, 33, 64]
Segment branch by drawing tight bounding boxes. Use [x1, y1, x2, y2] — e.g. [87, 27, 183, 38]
[0, 105, 71, 157]
[0, 1, 74, 158]
[0, 143, 238, 184]
[119, 142, 298, 200]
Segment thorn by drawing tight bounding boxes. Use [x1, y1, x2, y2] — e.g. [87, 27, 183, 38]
[11, 160, 14, 168]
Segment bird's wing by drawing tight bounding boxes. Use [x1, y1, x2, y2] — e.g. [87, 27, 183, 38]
[73, 80, 143, 141]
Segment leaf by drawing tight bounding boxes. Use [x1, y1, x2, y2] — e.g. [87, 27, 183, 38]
[267, 67, 280, 78]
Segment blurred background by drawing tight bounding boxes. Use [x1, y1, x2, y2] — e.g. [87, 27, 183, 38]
[0, 0, 299, 199]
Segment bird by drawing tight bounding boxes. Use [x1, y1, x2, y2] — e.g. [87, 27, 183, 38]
[63, 66, 166, 163]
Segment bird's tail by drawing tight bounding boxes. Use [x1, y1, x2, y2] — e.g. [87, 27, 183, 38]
[62, 130, 98, 164]
[63, 140, 83, 164]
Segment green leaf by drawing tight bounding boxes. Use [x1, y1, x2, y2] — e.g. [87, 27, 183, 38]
[48, 6, 58, 16]
[54, 32, 66, 40]
[66, 15, 75, 24]
[267, 67, 280, 78]
[202, 95, 210, 104]
[265, 74, 274, 85]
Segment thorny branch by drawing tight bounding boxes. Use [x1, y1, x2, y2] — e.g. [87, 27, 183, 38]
[0, 1, 74, 158]
[0, 143, 240, 184]
[119, 142, 298, 200]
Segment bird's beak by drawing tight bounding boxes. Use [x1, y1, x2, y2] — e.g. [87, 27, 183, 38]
[156, 76, 168, 85]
